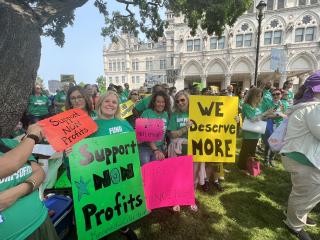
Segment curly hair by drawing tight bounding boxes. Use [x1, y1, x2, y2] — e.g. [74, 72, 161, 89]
[148, 90, 170, 113]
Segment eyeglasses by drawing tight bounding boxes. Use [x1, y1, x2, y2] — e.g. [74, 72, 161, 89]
[272, 93, 281, 96]
[70, 96, 84, 102]
[176, 98, 186, 103]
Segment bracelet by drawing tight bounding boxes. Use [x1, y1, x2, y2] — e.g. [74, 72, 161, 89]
[23, 134, 40, 144]
[24, 178, 37, 192]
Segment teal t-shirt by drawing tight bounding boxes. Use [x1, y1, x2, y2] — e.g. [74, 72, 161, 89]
[141, 109, 169, 147]
[55, 91, 67, 113]
[168, 112, 189, 139]
[260, 100, 287, 127]
[134, 95, 151, 113]
[27, 95, 49, 116]
[0, 139, 48, 240]
[242, 103, 262, 139]
[119, 93, 128, 103]
[90, 118, 134, 137]
[286, 152, 314, 168]
[287, 90, 294, 103]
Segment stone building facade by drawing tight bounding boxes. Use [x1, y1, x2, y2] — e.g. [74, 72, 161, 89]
[103, 0, 320, 91]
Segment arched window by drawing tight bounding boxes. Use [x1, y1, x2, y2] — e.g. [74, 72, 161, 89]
[267, 0, 274, 10]
[294, 14, 318, 42]
[235, 23, 254, 48]
[263, 18, 284, 45]
[277, 0, 285, 9]
[298, 0, 306, 5]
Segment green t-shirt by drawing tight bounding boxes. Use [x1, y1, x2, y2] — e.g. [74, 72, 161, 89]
[123, 89, 130, 98]
[27, 95, 49, 116]
[55, 91, 67, 113]
[281, 99, 289, 111]
[287, 90, 294, 101]
[0, 139, 47, 240]
[242, 103, 262, 139]
[134, 95, 151, 113]
[90, 118, 134, 137]
[141, 109, 169, 147]
[285, 152, 314, 168]
[260, 100, 287, 127]
[168, 112, 189, 139]
[119, 93, 128, 103]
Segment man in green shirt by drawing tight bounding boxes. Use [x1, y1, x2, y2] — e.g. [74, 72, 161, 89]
[27, 85, 50, 124]
[54, 83, 69, 113]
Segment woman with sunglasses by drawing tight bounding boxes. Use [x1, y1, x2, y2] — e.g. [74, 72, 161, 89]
[126, 90, 140, 128]
[27, 84, 50, 125]
[168, 90, 200, 212]
[139, 91, 170, 166]
[261, 88, 288, 167]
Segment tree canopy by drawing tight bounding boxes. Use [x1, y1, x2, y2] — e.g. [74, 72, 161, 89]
[0, 0, 251, 136]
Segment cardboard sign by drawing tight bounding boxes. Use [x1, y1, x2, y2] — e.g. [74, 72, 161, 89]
[188, 96, 238, 162]
[135, 118, 164, 142]
[38, 109, 97, 152]
[69, 132, 148, 240]
[142, 156, 195, 210]
[120, 100, 135, 119]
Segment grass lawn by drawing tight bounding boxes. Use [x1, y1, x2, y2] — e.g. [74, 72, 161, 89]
[106, 139, 320, 240]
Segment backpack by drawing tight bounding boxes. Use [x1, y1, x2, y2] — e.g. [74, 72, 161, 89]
[267, 118, 288, 152]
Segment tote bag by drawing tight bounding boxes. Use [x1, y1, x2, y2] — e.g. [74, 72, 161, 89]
[242, 118, 267, 134]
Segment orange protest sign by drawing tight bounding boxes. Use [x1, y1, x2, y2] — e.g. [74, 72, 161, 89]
[38, 109, 97, 152]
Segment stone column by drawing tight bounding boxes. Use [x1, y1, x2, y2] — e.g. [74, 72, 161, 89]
[201, 75, 207, 88]
[224, 74, 232, 90]
[279, 72, 287, 88]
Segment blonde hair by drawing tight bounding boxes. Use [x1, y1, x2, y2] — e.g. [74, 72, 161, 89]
[95, 91, 121, 119]
[173, 90, 189, 113]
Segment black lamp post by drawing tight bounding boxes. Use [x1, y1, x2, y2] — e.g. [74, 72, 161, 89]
[254, 0, 267, 86]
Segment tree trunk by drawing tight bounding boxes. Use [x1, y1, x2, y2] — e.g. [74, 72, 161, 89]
[0, 1, 41, 137]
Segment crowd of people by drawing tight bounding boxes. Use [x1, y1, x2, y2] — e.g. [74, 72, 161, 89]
[1, 71, 320, 240]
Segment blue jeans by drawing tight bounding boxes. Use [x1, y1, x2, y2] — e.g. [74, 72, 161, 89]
[139, 145, 164, 166]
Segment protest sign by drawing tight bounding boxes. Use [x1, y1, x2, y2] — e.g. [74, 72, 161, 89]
[69, 132, 148, 240]
[135, 118, 164, 142]
[188, 96, 238, 162]
[120, 100, 135, 119]
[38, 109, 97, 152]
[142, 155, 195, 210]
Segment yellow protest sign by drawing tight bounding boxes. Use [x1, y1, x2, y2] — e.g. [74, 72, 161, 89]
[188, 96, 238, 162]
[120, 100, 135, 119]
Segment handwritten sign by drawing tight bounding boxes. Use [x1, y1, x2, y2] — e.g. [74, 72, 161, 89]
[120, 100, 135, 119]
[135, 118, 164, 142]
[38, 109, 97, 152]
[142, 156, 195, 210]
[188, 96, 238, 162]
[69, 132, 148, 240]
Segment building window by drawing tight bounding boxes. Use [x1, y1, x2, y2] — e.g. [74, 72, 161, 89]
[132, 76, 135, 84]
[267, 0, 274, 10]
[236, 35, 243, 47]
[210, 37, 217, 49]
[146, 58, 153, 71]
[117, 62, 120, 71]
[295, 28, 304, 42]
[148, 43, 153, 49]
[298, 0, 306, 5]
[244, 33, 252, 47]
[311, 0, 318, 4]
[136, 76, 140, 83]
[109, 62, 112, 71]
[218, 37, 225, 49]
[134, 44, 139, 50]
[264, 31, 272, 45]
[132, 60, 139, 71]
[247, 3, 254, 13]
[113, 62, 116, 72]
[109, 77, 112, 83]
[187, 40, 193, 51]
[121, 62, 125, 71]
[160, 59, 166, 69]
[194, 39, 201, 51]
[273, 30, 282, 44]
[115, 76, 119, 83]
[305, 27, 315, 41]
[277, 0, 285, 8]
[122, 76, 125, 83]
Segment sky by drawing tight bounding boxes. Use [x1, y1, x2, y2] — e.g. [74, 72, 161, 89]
[38, 1, 109, 88]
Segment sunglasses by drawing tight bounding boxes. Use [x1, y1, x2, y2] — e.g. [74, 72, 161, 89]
[131, 93, 138, 96]
[272, 92, 281, 96]
[176, 98, 186, 103]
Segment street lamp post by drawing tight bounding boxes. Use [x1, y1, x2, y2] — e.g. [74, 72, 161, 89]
[254, 0, 267, 86]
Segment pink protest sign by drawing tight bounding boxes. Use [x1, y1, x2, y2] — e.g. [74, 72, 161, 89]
[142, 155, 195, 210]
[135, 118, 164, 142]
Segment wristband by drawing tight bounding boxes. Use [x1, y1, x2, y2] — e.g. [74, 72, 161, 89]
[24, 134, 40, 144]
